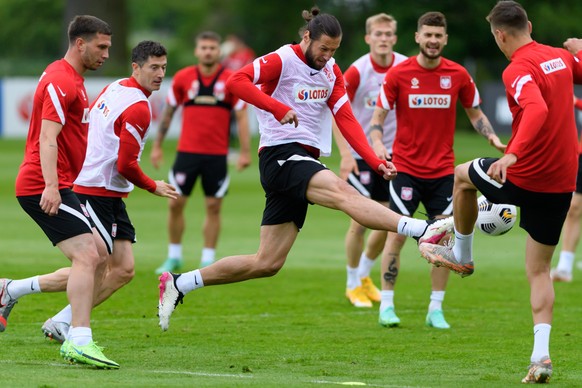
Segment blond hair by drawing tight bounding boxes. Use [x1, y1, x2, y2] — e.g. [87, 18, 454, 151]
[365, 13, 397, 34]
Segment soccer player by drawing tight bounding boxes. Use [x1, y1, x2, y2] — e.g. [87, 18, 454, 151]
[40, 41, 178, 345]
[370, 11, 505, 329]
[2, 15, 117, 368]
[333, 13, 407, 308]
[152, 31, 252, 273]
[419, 1, 582, 382]
[157, 7, 455, 332]
[551, 95, 582, 282]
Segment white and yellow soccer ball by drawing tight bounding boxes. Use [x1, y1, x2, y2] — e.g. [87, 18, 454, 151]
[475, 195, 517, 236]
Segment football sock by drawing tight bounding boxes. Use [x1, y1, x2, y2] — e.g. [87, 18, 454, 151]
[531, 323, 551, 362]
[52, 305, 73, 325]
[557, 251, 575, 273]
[70, 326, 92, 346]
[398, 216, 428, 238]
[168, 244, 182, 260]
[428, 290, 445, 313]
[453, 228, 473, 263]
[7, 276, 41, 299]
[176, 269, 204, 294]
[201, 247, 215, 263]
[357, 253, 375, 279]
[380, 290, 395, 311]
[346, 266, 360, 289]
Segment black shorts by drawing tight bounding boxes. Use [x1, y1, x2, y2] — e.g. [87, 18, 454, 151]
[389, 172, 454, 218]
[75, 194, 136, 254]
[347, 159, 390, 202]
[169, 152, 229, 197]
[468, 158, 571, 245]
[576, 154, 582, 194]
[259, 143, 328, 229]
[17, 188, 94, 246]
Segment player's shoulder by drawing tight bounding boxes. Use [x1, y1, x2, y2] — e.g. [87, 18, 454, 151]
[173, 65, 197, 79]
[40, 60, 78, 92]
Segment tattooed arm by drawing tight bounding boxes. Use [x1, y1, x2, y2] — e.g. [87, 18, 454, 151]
[464, 106, 506, 153]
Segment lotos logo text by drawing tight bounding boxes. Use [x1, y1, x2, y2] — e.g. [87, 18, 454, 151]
[409, 94, 451, 109]
[540, 58, 566, 74]
[294, 85, 329, 103]
[96, 99, 110, 117]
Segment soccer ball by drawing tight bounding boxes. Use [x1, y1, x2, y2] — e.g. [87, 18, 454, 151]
[475, 195, 517, 236]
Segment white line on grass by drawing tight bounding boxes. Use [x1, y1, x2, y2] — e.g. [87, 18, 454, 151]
[148, 369, 253, 378]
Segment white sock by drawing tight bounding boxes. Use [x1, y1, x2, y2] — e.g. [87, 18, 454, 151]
[346, 266, 360, 289]
[201, 248, 215, 263]
[6, 276, 41, 299]
[357, 253, 375, 279]
[453, 228, 474, 263]
[176, 269, 204, 294]
[168, 244, 182, 260]
[531, 323, 551, 362]
[52, 305, 72, 325]
[380, 290, 395, 311]
[69, 326, 92, 346]
[557, 251, 575, 273]
[397, 217, 427, 238]
[428, 290, 445, 313]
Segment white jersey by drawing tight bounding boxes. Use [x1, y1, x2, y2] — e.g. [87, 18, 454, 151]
[348, 52, 407, 158]
[75, 79, 150, 193]
[255, 45, 337, 156]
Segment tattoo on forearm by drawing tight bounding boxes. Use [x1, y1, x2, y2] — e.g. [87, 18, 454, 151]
[48, 144, 58, 148]
[382, 256, 399, 285]
[474, 117, 494, 138]
[369, 124, 383, 134]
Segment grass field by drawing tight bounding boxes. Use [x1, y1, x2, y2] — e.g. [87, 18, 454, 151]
[1, 132, 581, 387]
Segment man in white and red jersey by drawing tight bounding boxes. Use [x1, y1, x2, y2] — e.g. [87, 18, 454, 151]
[419, 1, 582, 382]
[332, 13, 407, 309]
[151, 31, 251, 274]
[157, 7, 456, 332]
[551, 95, 582, 282]
[39, 41, 177, 346]
[369, 11, 505, 329]
[3, 15, 118, 368]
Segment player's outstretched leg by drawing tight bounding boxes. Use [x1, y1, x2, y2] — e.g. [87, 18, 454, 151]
[0, 279, 18, 332]
[158, 272, 184, 331]
[41, 318, 70, 344]
[416, 217, 454, 245]
[419, 242, 475, 277]
[521, 356, 552, 384]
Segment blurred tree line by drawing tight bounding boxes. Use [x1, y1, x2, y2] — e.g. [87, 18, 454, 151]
[1, 0, 581, 85]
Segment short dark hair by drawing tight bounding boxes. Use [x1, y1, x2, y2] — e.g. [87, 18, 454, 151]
[301, 6, 342, 41]
[486, 0, 528, 33]
[417, 11, 447, 32]
[132, 40, 167, 67]
[195, 31, 222, 44]
[67, 15, 112, 43]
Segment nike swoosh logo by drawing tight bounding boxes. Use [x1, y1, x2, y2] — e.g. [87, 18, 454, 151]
[31, 282, 35, 291]
[194, 276, 199, 286]
[54, 327, 62, 336]
[261, 57, 268, 64]
[446, 196, 453, 202]
[310, 71, 319, 76]
[56, 86, 66, 97]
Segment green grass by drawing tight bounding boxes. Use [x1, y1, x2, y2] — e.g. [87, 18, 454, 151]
[1, 132, 581, 387]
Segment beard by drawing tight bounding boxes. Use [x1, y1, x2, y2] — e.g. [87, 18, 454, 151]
[305, 42, 325, 70]
[419, 45, 442, 60]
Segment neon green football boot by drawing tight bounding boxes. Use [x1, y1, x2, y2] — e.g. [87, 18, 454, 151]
[60, 340, 119, 369]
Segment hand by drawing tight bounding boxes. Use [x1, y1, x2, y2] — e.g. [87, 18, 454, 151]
[40, 186, 61, 216]
[338, 154, 358, 180]
[153, 180, 178, 199]
[371, 138, 390, 161]
[150, 144, 163, 169]
[378, 161, 397, 181]
[487, 153, 517, 184]
[563, 38, 582, 55]
[236, 152, 252, 171]
[488, 134, 507, 153]
[279, 110, 298, 127]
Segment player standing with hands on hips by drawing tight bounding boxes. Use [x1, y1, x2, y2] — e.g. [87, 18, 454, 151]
[157, 7, 455, 331]
[419, 1, 582, 383]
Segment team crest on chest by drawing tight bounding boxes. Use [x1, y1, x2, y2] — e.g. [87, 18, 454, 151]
[440, 76, 452, 89]
[411, 78, 420, 89]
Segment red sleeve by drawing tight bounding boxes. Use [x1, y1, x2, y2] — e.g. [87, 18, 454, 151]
[330, 65, 386, 174]
[343, 65, 360, 102]
[41, 76, 76, 125]
[226, 53, 290, 121]
[376, 67, 397, 110]
[503, 67, 548, 160]
[458, 69, 481, 108]
[117, 102, 157, 192]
